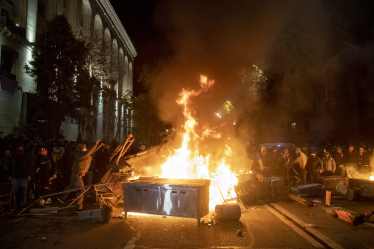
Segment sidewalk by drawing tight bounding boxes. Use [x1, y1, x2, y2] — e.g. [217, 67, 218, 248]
[272, 196, 374, 248]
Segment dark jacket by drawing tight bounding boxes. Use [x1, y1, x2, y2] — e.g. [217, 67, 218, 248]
[306, 156, 322, 173]
[10, 154, 33, 179]
[35, 153, 57, 179]
[277, 153, 291, 171]
[332, 152, 343, 167]
[60, 147, 75, 178]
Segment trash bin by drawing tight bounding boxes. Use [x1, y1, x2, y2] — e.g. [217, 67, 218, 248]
[215, 203, 241, 221]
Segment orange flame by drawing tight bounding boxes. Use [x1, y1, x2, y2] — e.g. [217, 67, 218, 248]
[160, 75, 238, 210]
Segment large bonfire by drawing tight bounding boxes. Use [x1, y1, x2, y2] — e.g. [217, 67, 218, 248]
[159, 75, 238, 210]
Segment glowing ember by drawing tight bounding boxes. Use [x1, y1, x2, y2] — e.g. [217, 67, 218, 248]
[127, 212, 150, 216]
[370, 176, 374, 181]
[159, 75, 238, 210]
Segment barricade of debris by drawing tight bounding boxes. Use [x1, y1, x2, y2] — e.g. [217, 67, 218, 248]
[13, 135, 136, 222]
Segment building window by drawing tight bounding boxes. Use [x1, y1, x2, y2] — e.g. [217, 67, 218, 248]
[304, 121, 310, 132]
[291, 123, 296, 132]
[1, 45, 18, 80]
[38, 1, 45, 18]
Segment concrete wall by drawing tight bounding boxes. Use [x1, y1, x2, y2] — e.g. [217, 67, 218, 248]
[0, 14, 36, 135]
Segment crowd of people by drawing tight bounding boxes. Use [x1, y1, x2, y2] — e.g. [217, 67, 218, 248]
[247, 143, 374, 184]
[2, 133, 374, 212]
[0, 135, 113, 212]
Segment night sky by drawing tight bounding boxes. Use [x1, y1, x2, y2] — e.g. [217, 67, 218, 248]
[109, 0, 172, 96]
[109, 0, 296, 107]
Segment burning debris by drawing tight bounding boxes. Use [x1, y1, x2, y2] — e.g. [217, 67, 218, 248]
[157, 75, 239, 210]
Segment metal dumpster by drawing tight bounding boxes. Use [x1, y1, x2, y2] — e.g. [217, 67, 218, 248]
[124, 178, 210, 225]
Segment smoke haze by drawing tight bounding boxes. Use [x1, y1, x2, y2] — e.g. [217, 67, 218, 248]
[149, 0, 297, 127]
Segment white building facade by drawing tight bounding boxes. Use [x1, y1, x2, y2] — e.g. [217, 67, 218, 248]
[0, 0, 136, 142]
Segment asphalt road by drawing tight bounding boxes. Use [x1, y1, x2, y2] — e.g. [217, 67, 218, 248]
[1, 196, 373, 249]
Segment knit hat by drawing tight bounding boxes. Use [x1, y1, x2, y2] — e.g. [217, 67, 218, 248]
[336, 147, 342, 152]
[311, 150, 316, 155]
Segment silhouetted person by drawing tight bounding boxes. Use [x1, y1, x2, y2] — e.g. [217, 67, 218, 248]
[35, 147, 58, 196]
[59, 139, 103, 212]
[59, 146, 75, 191]
[9, 143, 33, 209]
[333, 147, 344, 176]
[322, 151, 336, 176]
[306, 151, 322, 183]
[94, 144, 110, 183]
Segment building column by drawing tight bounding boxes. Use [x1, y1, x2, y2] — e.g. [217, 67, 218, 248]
[26, 0, 38, 43]
[64, 0, 82, 38]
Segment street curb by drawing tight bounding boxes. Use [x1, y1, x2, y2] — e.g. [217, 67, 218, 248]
[266, 202, 344, 249]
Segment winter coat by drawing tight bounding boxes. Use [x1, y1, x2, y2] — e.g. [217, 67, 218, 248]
[35, 154, 57, 179]
[332, 152, 343, 167]
[60, 147, 75, 179]
[306, 156, 322, 173]
[322, 154, 336, 172]
[10, 154, 33, 179]
[276, 153, 291, 171]
[72, 143, 100, 175]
